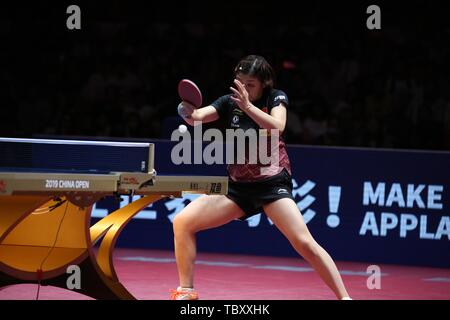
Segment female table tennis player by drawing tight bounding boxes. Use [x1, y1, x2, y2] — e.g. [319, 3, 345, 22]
[172, 55, 351, 300]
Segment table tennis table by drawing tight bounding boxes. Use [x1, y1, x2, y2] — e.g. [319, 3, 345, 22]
[0, 137, 228, 299]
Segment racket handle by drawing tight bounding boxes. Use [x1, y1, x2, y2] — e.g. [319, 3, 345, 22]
[177, 102, 194, 119]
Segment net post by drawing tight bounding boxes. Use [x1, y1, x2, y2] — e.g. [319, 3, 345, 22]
[147, 143, 155, 175]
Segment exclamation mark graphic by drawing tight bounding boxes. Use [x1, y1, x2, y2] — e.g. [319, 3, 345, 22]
[327, 186, 341, 228]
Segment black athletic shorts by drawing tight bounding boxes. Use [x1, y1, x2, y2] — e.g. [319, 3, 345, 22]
[226, 168, 295, 220]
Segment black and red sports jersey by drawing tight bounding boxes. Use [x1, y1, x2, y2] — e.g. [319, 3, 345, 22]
[211, 88, 292, 182]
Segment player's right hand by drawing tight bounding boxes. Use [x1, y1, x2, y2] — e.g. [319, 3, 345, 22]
[177, 101, 195, 119]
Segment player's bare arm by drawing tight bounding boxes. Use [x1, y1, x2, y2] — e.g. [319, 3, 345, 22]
[230, 79, 286, 133]
[179, 103, 219, 126]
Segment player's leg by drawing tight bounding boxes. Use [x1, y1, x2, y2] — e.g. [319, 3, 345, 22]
[263, 198, 350, 299]
[172, 195, 245, 289]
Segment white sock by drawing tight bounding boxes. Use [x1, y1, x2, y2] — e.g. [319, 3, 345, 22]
[178, 286, 195, 291]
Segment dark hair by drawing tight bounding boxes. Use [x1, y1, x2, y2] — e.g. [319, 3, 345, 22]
[234, 55, 275, 89]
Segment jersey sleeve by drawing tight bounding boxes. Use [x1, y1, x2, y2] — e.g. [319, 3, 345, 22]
[210, 94, 231, 119]
[269, 89, 289, 109]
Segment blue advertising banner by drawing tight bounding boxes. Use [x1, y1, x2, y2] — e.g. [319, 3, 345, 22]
[92, 140, 450, 268]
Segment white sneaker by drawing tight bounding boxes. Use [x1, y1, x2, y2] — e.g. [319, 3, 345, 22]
[170, 286, 199, 300]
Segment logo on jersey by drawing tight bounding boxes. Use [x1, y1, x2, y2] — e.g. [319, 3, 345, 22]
[231, 115, 240, 128]
[274, 95, 286, 102]
[277, 188, 289, 195]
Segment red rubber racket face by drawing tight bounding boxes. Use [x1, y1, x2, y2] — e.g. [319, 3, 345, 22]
[178, 79, 203, 108]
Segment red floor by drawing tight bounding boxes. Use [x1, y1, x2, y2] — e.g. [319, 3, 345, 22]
[1, 248, 449, 300]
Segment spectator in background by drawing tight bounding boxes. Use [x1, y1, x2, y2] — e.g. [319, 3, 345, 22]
[1, 3, 447, 151]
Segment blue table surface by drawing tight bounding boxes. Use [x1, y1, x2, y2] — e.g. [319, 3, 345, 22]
[0, 167, 116, 174]
[0, 167, 223, 177]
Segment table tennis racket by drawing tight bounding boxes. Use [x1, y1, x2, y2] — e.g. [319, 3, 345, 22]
[178, 79, 203, 108]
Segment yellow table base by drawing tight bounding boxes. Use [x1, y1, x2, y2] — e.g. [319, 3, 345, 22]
[0, 194, 165, 300]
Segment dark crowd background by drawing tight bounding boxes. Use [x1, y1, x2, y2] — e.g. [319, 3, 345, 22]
[0, 1, 449, 151]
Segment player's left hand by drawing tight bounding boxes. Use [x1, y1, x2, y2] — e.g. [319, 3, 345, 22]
[230, 79, 251, 111]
